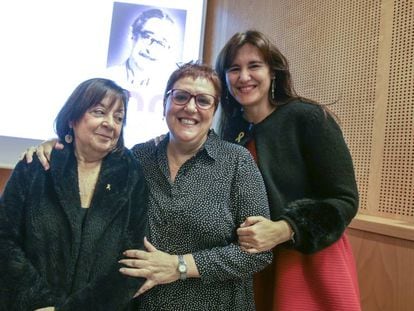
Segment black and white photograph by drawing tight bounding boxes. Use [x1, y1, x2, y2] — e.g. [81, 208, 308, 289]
[0, 0, 206, 166]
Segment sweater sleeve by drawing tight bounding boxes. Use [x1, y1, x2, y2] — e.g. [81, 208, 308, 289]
[192, 149, 273, 283]
[280, 107, 359, 254]
[0, 161, 57, 309]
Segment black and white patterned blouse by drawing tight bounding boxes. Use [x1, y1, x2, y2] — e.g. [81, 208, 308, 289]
[131, 130, 272, 310]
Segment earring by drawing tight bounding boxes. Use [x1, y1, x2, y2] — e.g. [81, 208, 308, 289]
[271, 77, 275, 101]
[64, 128, 73, 144]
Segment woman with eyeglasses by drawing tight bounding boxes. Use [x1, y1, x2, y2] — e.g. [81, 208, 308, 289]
[120, 62, 272, 310]
[22, 62, 273, 310]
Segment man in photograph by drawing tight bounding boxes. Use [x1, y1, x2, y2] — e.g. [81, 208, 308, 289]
[107, 8, 181, 89]
[105, 5, 186, 146]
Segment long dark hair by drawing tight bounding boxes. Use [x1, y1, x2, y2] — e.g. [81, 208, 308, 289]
[215, 30, 335, 129]
[216, 30, 299, 114]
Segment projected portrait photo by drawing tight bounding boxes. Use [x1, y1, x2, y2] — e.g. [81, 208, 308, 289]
[0, 0, 206, 167]
[104, 2, 188, 146]
[106, 3, 186, 90]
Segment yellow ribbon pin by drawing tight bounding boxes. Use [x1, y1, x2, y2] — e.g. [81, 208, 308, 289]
[235, 131, 245, 143]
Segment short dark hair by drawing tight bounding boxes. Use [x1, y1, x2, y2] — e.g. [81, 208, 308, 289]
[131, 8, 174, 41]
[54, 78, 129, 151]
[163, 61, 222, 112]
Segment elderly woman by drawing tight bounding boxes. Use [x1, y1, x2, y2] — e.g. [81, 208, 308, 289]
[22, 64, 273, 310]
[0, 78, 148, 310]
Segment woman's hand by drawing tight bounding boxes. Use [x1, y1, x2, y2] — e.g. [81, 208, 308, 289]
[119, 237, 180, 297]
[237, 217, 293, 253]
[21, 139, 62, 170]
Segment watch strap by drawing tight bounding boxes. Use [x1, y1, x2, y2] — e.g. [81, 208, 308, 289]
[178, 254, 187, 280]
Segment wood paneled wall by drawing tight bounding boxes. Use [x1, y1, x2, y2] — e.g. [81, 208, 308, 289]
[0, 168, 11, 196]
[203, 0, 413, 310]
[347, 227, 414, 311]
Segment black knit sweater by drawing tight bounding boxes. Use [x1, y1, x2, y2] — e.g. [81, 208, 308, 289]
[222, 100, 359, 254]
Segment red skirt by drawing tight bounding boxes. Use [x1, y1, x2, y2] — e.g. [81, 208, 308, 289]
[254, 233, 361, 311]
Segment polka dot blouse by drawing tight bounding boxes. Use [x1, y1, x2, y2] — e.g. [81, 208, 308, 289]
[131, 130, 272, 310]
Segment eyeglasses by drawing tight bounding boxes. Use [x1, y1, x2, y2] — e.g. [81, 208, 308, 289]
[138, 31, 170, 49]
[166, 89, 217, 110]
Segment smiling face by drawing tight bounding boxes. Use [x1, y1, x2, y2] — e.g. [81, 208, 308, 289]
[72, 94, 125, 160]
[164, 76, 216, 148]
[130, 17, 175, 72]
[225, 43, 273, 112]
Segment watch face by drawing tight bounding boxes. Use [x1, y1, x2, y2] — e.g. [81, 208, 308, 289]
[179, 264, 187, 273]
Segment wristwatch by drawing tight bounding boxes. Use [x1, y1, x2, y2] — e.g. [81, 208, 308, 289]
[177, 255, 187, 280]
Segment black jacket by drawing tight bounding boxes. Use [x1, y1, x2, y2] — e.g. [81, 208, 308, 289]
[223, 100, 359, 254]
[0, 146, 148, 310]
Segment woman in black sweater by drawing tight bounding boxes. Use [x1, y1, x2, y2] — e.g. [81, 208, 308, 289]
[215, 30, 361, 311]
